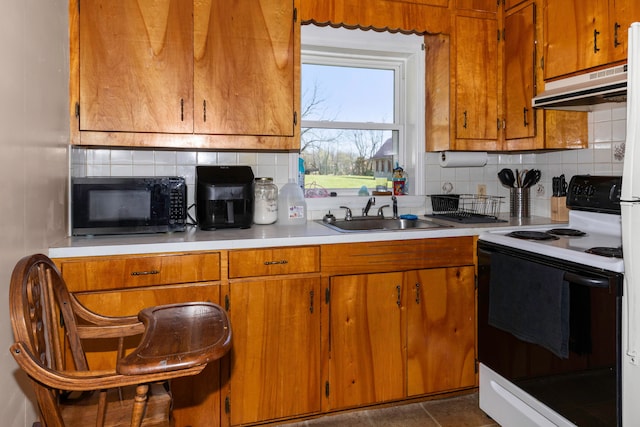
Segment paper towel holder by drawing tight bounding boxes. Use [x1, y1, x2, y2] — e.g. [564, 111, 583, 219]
[439, 151, 488, 168]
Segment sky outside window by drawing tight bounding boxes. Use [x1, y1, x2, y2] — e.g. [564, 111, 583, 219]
[302, 64, 395, 123]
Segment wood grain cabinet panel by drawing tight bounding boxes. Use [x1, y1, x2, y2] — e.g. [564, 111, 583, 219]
[79, 0, 194, 133]
[324, 237, 476, 410]
[406, 266, 476, 395]
[542, 0, 640, 80]
[454, 15, 498, 146]
[228, 275, 321, 425]
[502, 1, 588, 151]
[328, 272, 406, 409]
[193, 0, 295, 136]
[504, 3, 536, 142]
[228, 246, 320, 278]
[322, 237, 474, 275]
[609, 0, 640, 63]
[57, 252, 221, 292]
[328, 266, 476, 409]
[73, 0, 297, 148]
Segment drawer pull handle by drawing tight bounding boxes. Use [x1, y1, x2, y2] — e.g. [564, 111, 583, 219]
[264, 260, 288, 265]
[131, 270, 160, 276]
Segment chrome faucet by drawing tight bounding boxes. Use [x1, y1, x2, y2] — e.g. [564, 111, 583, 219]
[392, 196, 398, 219]
[339, 206, 353, 221]
[376, 204, 390, 217]
[362, 197, 375, 216]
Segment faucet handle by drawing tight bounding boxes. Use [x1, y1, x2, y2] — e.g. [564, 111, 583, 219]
[377, 205, 390, 217]
[339, 206, 353, 220]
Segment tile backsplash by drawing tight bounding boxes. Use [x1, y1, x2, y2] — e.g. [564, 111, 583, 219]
[72, 104, 626, 220]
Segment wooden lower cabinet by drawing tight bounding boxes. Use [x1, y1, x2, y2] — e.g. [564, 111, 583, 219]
[53, 237, 476, 426]
[328, 265, 475, 409]
[405, 267, 476, 396]
[329, 272, 406, 409]
[227, 275, 322, 426]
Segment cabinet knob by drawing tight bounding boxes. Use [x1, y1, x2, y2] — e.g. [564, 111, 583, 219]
[594, 29, 601, 53]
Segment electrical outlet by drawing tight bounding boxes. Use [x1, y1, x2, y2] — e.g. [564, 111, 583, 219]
[477, 184, 486, 196]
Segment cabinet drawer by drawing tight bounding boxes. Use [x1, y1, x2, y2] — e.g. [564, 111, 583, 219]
[322, 237, 475, 275]
[56, 252, 221, 292]
[228, 246, 320, 278]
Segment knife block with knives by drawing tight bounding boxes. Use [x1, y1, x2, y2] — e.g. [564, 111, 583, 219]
[551, 175, 569, 221]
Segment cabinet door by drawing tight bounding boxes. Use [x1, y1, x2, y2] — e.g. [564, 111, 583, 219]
[229, 276, 321, 425]
[543, 0, 609, 80]
[194, 0, 295, 136]
[454, 15, 498, 145]
[74, 282, 222, 427]
[505, 4, 536, 141]
[79, 0, 194, 133]
[406, 267, 476, 396]
[329, 272, 405, 409]
[610, 0, 640, 63]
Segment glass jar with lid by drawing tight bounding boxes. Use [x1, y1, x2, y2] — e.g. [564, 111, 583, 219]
[253, 177, 278, 224]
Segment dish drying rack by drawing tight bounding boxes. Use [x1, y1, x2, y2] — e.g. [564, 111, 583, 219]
[429, 194, 504, 219]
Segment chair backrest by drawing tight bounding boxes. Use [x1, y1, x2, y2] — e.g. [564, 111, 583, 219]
[9, 254, 89, 426]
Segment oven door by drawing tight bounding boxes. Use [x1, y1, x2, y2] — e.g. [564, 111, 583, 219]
[478, 240, 622, 427]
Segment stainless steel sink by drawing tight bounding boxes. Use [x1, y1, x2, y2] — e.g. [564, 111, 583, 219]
[317, 217, 451, 233]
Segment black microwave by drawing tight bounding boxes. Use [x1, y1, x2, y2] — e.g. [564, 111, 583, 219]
[71, 177, 187, 236]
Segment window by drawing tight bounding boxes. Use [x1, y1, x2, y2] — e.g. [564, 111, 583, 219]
[300, 25, 425, 197]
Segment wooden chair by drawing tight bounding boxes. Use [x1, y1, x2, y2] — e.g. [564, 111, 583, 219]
[9, 254, 232, 427]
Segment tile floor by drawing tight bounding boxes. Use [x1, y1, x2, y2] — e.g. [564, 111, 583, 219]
[279, 392, 499, 427]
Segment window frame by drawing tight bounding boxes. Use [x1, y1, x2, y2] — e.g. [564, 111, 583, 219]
[297, 25, 425, 212]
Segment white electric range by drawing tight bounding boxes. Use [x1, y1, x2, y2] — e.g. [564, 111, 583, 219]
[480, 209, 623, 273]
[477, 175, 624, 427]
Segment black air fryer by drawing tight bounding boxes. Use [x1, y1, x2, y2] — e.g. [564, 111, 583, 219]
[196, 166, 254, 230]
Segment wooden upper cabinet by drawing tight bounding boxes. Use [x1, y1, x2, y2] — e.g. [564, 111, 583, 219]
[503, 1, 587, 151]
[543, 0, 622, 80]
[79, 0, 194, 133]
[609, 0, 640, 63]
[76, 0, 296, 144]
[194, 0, 295, 136]
[504, 3, 536, 141]
[454, 15, 499, 146]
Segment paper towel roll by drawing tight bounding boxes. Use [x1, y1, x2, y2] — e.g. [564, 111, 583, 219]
[439, 151, 488, 168]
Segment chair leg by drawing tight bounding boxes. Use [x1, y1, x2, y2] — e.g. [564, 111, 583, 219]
[96, 390, 107, 427]
[130, 384, 149, 427]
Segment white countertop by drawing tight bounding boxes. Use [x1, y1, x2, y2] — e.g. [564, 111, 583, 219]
[48, 216, 562, 258]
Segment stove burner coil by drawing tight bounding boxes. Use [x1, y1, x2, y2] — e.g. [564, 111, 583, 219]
[585, 247, 623, 258]
[546, 228, 586, 237]
[506, 231, 559, 241]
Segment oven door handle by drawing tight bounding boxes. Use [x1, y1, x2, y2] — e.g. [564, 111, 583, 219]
[563, 271, 609, 288]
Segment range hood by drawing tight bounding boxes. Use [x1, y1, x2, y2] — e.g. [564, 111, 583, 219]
[532, 64, 627, 111]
